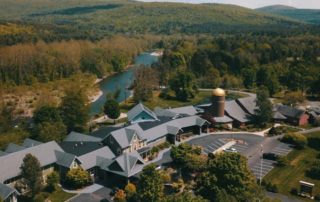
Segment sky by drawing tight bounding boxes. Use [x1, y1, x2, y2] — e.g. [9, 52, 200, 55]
[137, 0, 320, 9]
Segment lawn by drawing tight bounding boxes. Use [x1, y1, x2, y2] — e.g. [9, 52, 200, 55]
[48, 187, 76, 202]
[264, 132, 320, 201]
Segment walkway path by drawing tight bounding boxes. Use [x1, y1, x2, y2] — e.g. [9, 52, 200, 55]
[63, 183, 104, 194]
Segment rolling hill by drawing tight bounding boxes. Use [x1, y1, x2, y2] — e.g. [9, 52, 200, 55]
[0, 0, 303, 37]
[257, 5, 320, 24]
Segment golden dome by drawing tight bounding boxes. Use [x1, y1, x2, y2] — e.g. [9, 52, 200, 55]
[212, 88, 225, 97]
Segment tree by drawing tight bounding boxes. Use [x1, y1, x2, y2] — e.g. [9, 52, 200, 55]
[37, 121, 67, 142]
[195, 153, 261, 201]
[283, 91, 305, 106]
[169, 69, 197, 101]
[103, 99, 120, 122]
[20, 154, 42, 197]
[137, 164, 163, 202]
[65, 167, 92, 189]
[254, 87, 273, 127]
[125, 182, 136, 201]
[170, 143, 202, 169]
[256, 67, 280, 96]
[114, 189, 126, 202]
[133, 67, 159, 102]
[46, 171, 60, 192]
[60, 90, 89, 132]
[308, 160, 320, 179]
[163, 192, 209, 202]
[281, 133, 307, 149]
[33, 105, 61, 125]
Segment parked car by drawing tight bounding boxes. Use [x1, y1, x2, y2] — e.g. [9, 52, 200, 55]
[223, 147, 238, 153]
[263, 153, 278, 160]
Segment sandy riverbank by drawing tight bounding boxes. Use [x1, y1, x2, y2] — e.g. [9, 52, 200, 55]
[89, 90, 103, 103]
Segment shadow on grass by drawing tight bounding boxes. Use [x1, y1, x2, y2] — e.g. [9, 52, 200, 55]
[307, 137, 320, 151]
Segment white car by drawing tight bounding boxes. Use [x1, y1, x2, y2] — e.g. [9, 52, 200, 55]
[223, 147, 238, 153]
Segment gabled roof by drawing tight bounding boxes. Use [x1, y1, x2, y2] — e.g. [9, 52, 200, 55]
[127, 103, 158, 123]
[236, 97, 257, 115]
[59, 141, 104, 156]
[168, 106, 198, 116]
[273, 111, 287, 120]
[225, 100, 251, 123]
[213, 115, 233, 123]
[0, 182, 18, 200]
[5, 143, 25, 153]
[276, 105, 306, 119]
[90, 126, 122, 139]
[78, 146, 115, 170]
[154, 107, 178, 118]
[55, 150, 77, 168]
[64, 131, 102, 142]
[0, 141, 64, 182]
[22, 138, 42, 148]
[109, 127, 145, 149]
[100, 151, 144, 177]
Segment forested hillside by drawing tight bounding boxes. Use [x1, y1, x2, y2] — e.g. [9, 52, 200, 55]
[0, 0, 308, 45]
[257, 5, 320, 24]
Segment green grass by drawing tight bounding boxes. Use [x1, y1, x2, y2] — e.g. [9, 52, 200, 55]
[264, 132, 320, 201]
[47, 187, 75, 202]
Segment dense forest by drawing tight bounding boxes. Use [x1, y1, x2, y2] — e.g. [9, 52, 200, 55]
[1, 0, 318, 45]
[0, 35, 159, 85]
[154, 34, 320, 96]
[257, 5, 320, 24]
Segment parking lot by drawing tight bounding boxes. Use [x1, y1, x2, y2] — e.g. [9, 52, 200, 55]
[251, 142, 293, 179]
[187, 134, 293, 180]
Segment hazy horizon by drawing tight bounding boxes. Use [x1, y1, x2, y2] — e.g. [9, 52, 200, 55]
[136, 0, 320, 9]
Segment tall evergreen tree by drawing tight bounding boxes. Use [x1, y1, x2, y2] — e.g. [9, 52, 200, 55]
[254, 87, 273, 127]
[60, 90, 89, 132]
[103, 99, 120, 123]
[20, 154, 42, 197]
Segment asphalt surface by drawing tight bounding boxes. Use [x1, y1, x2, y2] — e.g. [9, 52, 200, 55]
[187, 134, 293, 180]
[68, 187, 112, 202]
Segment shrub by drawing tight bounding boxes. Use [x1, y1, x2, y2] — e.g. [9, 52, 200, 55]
[124, 183, 136, 200]
[307, 160, 320, 179]
[46, 171, 60, 192]
[290, 187, 298, 195]
[114, 189, 126, 202]
[315, 194, 320, 201]
[65, 168, 92, 189]
[276, 156, 289, 167]
[265, 182, 279, 193]
[281, 133, 307, 149]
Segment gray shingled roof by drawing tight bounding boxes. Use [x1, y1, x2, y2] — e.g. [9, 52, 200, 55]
[127, 103, 158, 123]
[100, 151, 144, 177]
[64, 131, 102, 142]
[78, 146, 115, 170]
[236, 97, 257, 115]
[213, 116, 233, 123]
[0, 141, 64, 182]
[109, 128, 145, 149]
[90, 126, 121, 139]
[0, 182, 18, 200]
[273, 111, 287, 120]
[5, 143, 25, 153]
[55, 150, 78, 168]
[225, 100, 251, 123]
[276, 105, 305, 119]
[154, 107, 178, 118]
[168, 106, 198, 116]
[22, 138, 42, 148]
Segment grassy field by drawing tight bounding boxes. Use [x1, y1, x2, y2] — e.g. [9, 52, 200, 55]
[264, 131, 320, 201]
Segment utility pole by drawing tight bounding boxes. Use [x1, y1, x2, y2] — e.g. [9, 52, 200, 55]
[260, 144, 263, 186]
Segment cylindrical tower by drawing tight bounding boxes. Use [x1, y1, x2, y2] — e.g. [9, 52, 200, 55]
[211, 88, 225, 117]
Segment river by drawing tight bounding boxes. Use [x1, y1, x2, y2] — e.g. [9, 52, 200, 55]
[89, 52, 160, 116]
